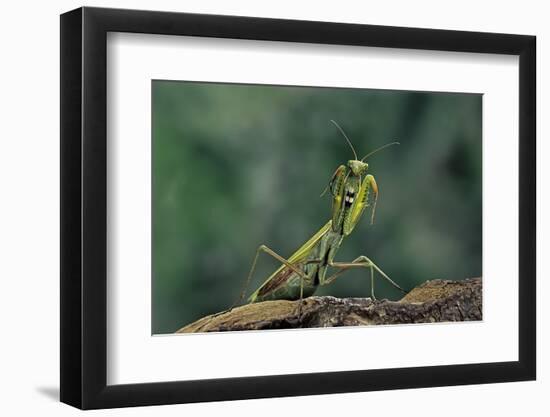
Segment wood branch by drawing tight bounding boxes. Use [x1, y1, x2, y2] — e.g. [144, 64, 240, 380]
[176, 277, 482, 333]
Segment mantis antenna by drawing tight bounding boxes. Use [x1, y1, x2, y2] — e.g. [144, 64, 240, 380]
[361, 141, 400, 161]
[330, 120, 358, 160]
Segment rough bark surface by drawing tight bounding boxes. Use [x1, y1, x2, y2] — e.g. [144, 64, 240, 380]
[177, 277, 482, 333]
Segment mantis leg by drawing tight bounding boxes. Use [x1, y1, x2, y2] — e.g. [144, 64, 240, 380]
[231, 245, 313, 310]
[324, 256, 405, 300]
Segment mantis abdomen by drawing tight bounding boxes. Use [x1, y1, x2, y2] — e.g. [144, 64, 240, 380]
[249, 224, 344, 303]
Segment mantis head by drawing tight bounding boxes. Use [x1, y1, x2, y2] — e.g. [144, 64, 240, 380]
[347, 159, 369, 176]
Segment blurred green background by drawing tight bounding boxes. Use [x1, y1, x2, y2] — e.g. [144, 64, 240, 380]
[152, 80, 482, 334]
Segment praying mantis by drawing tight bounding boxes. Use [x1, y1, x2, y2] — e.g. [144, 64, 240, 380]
[229, 120, 405, 312]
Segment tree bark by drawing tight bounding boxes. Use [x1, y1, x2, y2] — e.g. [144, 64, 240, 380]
[177, 277, 482, 333]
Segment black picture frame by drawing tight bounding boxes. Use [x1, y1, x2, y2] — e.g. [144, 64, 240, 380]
[60, 6, 536, 410]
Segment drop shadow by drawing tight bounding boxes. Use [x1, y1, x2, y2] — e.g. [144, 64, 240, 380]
[36, 386, 59, 401]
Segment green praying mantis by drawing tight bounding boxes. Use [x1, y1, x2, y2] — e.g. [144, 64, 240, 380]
[224, 120, 405, 314]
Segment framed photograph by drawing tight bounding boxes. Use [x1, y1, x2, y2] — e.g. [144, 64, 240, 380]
[60, 6, 536, 409]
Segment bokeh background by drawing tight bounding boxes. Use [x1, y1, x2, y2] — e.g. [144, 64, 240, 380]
[152, 80, 482, 334]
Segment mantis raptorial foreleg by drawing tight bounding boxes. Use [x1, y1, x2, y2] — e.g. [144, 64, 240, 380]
[324, 256, 405, 300]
